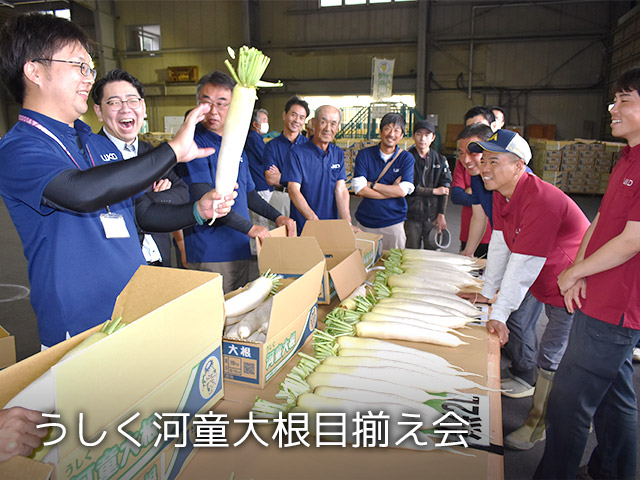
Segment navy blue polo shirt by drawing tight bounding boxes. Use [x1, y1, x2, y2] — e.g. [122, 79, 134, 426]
[354, 145, 415, 228]
[179, 123, 255, 262]
[0, 109, 145, 346]
[245, 129, 270, 192]
[262, 132, 309, 175]
[280, 140, 346, 234]
[470, 175, 494, 227]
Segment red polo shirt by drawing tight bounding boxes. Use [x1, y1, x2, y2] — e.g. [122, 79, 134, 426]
[493, 172, 590, 308]
[582, 145, 640, 328]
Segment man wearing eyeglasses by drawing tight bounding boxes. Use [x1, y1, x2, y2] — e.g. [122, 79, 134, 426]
[93, 69, 189, 268]
[178, 71, 295, 293]
[0, 14, 234, 349]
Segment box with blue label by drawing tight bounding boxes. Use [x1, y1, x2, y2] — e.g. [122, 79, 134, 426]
[355, 231, 384, 269]
[223, 238, 325, 388]
[0, 266, 225, 480]
[299, 219, 368, 304]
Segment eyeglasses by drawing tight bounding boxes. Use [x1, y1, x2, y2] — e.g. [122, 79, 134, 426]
[105, 98, 143, 111]
[32, 58, 97, 79]
[198, 100, 231, 112]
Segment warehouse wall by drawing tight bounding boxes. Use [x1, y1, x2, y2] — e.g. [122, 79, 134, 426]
[426, 0, 616, 144]
[97, 0, 623, 142]
[0, 0, 632, 142]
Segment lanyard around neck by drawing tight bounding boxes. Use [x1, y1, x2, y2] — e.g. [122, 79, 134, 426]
[18, 114, 95, 169]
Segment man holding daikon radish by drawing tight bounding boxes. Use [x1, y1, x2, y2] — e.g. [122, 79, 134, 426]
[0, 14, 236, 348]
[535, 68, 640, 480]
[178, 71, 295, 293]
[352, 112, 415, 250]
[263, 96, 310, 217]
[280, 105, 354, 235]
[466, 130, 590, 451]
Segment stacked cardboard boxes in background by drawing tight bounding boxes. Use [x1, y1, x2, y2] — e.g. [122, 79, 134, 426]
[530, 139, 625, 194]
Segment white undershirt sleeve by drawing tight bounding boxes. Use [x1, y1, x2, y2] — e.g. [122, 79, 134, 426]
[481, 230, 511, 299]
[351, 176, 367, 194]
[399, 181, 415, 196]
[489, 253, 547, 324]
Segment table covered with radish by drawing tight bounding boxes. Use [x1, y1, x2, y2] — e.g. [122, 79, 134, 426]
[183, 248, 504, 480]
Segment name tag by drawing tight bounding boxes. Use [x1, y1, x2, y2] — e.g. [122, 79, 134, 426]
[100, 212, 130, 239]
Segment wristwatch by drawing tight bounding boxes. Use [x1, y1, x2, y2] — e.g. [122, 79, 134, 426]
[370, 181, 376, 189]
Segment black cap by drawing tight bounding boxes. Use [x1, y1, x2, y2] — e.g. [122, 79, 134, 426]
[413, 120, 436, 134]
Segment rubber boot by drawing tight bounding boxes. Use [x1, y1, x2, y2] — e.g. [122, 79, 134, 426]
[504, 367, 555, 450]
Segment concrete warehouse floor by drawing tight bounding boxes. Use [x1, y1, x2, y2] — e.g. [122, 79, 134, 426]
[0, 191, 638, 479]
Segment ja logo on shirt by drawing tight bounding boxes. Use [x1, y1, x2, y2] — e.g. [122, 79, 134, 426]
[100, 153, 118, 162]
[393, 168, 400, 173]
[330, 163, 341, 169]
[623, 178, 634, 187]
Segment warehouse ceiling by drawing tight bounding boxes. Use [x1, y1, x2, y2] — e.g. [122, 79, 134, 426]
[0, 0, 69, 20]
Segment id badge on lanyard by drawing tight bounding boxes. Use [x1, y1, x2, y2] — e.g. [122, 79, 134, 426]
[100, 207, 130, 239]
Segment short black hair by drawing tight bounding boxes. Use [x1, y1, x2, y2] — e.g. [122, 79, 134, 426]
[457, 123, 493, 141]
[464, 106, 495, 124]
[284, 95, 310, 118]
[92, 69, 145, 105]
[380, 112, 406, 134]
[614, 67, 640, 94]
[196, 70, 235, 99]
[491, 106, 505, 117]
[0, 13, 94, 103]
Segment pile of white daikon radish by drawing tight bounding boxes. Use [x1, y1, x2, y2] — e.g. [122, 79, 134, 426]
[251, 249, 492, 451]
[323, 248, 486, 347]
[223, 271, 282, 343]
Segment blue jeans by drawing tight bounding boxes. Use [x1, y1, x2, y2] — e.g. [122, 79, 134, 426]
[504, 291, 573, 384]
[534, 310, 640, 480]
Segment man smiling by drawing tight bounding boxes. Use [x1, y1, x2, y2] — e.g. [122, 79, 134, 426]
[468, 130, 589, 451]
[93, 69, 190, 267]
[352, 112, 415, 249]
[0, 14, 233, 348]
[535, 67, 640, 480]
[280, 105, 353, 234]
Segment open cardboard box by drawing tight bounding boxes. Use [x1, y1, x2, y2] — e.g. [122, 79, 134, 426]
[300, 219, 367, 304]
[355, 231, 384, 269]
[0, 266, 226, 480]
[223, 237, 325, 388]
[255, 224, 287, 256]
[0, 324, 16, 369]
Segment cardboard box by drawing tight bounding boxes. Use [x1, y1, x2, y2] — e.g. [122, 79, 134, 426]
[571, 143, 589, 152]
[300, 220, 368, 304]
[255, 225, 287, 256]
[543, 159, 562, 170]
[223, 237, 325, 388]
[541, 171, 563, 186]
[355, 231, 384, 269]
[0, 266, 225, 480]
[0, 324, 16, 369]
[562, 156, 579, 168]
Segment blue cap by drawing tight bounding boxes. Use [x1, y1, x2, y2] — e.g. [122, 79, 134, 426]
[468, 129, 532, 164]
